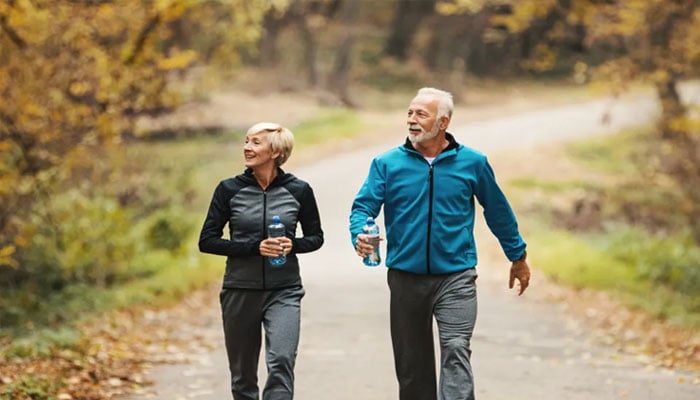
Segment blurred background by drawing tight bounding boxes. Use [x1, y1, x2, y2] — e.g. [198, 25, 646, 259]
[1, 0, 698, 398]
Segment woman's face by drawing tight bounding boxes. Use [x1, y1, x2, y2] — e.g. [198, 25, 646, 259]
[243, 132, 278, 169]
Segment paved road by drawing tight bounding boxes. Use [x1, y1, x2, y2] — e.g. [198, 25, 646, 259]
[126, 88, 699, 399]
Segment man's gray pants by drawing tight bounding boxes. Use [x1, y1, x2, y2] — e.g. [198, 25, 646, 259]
[388, 268, 478, 400]
[220, 286, 305, 400]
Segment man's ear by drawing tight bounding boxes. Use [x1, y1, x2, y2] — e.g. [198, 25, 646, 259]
[440, 116, 450, 130]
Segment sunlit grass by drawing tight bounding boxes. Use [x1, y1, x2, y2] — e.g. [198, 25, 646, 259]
[526, 224, 700, 328]
[508, 177, 597, 193]
[291, 108, 366, 146]
[528, 227, 638, 292]
[565, 127, 648, 174]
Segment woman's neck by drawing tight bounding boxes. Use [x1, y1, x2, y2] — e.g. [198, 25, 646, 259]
[253, 165, 278, 190]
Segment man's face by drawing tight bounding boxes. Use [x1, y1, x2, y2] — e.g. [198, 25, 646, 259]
[407, 94, 442, 145]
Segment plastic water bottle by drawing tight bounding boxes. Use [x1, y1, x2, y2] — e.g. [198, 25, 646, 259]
[362, 217, 381, 267]
[267, 215, 286, 266]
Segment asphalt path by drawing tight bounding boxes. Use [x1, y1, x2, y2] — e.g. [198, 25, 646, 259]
[126, 87, 700, 399]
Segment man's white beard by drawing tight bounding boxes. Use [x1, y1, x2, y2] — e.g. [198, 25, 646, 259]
[409, 123, 440, 144]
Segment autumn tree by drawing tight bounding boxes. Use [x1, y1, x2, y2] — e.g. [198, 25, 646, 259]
[0, 0, 282, 276]
[493, 0, 700, 240]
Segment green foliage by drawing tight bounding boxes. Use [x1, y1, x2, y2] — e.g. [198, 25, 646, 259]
[606, 228, 700, 299]
[0, 246, 218, 339]
[3, 329, 81, 359]
[0, 375, 61, 400]
[146, 208, 194, 251]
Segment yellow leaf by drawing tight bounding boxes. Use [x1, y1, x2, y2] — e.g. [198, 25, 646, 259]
[97, 3, 115, 19]
[157, 50, 198, 70]
[69, 81, 92, 97]
[0, 245, 18, 268]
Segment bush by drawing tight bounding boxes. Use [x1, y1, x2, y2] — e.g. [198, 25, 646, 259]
[146, 207, 194, 251]
[606, 228, 700, 299]
[0, 375, 61, 400]
[8, 191, 138, 289]
[3, 328, 81, 359]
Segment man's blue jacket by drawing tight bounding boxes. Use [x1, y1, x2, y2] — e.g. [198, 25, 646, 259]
[349, 133, 526, 275]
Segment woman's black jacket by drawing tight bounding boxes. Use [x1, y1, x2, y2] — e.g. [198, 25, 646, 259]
[198, 168, 324, 290]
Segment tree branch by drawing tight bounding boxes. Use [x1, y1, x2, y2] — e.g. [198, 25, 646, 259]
[0, 15, 27, 49]
[124, 13, 161, 65]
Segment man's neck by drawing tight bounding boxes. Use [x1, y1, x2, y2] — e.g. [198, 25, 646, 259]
[414, 134, 449, 158]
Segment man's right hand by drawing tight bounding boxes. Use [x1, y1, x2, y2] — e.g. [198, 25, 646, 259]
[355, 234, 382, 257]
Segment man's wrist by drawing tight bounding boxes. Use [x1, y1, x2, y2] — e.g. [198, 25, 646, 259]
[515, 250, 527, 262]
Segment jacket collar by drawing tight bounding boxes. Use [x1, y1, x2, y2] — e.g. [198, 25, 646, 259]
[403, 132, 460, 154]
[240, 167, 291, 187]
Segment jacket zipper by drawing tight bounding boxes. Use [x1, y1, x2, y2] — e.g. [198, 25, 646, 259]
[262, 190, 268, 290]
[426, 163, 434, 274]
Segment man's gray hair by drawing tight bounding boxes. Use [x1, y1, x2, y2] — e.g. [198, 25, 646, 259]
[417, 87, 454, 119]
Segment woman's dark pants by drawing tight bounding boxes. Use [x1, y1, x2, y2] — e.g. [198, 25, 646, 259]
[220, 286, 305, 400]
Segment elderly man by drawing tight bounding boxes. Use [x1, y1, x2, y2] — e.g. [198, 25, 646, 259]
[349, 87, 530, 400]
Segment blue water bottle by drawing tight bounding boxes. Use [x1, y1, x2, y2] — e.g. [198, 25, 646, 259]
[267, 215, 286, 266]
[362, 217, 381, 267]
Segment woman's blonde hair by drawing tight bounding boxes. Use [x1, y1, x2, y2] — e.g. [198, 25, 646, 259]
[246, 122, 295, 166]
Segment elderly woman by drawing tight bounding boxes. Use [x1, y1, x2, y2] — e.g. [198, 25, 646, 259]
[199, 122, 324, 400]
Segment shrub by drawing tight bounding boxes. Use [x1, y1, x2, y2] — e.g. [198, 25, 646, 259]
[145, 207, 194, 252]
[606, 228, 700, 299]
[0, 375, 61, 400]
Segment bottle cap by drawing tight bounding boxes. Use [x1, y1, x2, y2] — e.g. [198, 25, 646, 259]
[272, 215, 281, 224]
[366, 217, 374, 224]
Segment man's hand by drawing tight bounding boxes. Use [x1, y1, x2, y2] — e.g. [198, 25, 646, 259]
[355, 233, 382, 257]
[509, 258, 531, 295]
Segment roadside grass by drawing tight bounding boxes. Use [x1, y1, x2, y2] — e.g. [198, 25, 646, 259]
[508, 126, 700, 329]
[526, 224, 700, 328]
[292, 108, 366, 147]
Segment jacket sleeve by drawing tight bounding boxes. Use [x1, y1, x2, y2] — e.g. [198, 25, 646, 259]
[198, 182, 261, 257]
[349, 157, 385, 247]
[292, 183, 324, 254]
[473, 157, 527, 261]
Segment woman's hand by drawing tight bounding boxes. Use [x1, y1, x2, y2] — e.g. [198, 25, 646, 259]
[260, 237, 293, 257]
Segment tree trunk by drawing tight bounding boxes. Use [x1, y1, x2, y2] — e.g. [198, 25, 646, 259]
[328, 0, 358, 106]
[258, 12, 281, 66]
[655, 76, 686, 139]
[384, 0, 436, 60]
[297, 19, 319, 87]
